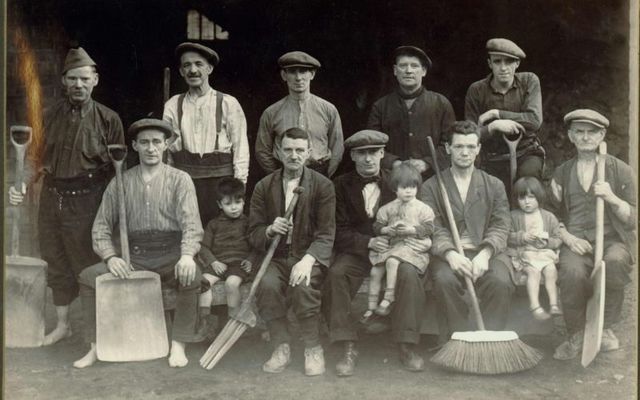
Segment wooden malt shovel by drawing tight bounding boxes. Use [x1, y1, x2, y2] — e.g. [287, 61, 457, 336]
[5, 126, 48, 348]
[200, 186, 304, 370]
[581, 142, 607, 367]
[502, 131, 522, 193]
[96, 144, 169, 362]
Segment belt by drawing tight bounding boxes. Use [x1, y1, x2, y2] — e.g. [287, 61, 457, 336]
[129, 231, 182, 253]
[44, 167, 112, 191]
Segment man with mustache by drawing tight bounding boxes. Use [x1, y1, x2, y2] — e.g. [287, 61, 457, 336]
[255, 51, 344, 178]
[465, 38, 545, 188]
[368, 46, 455, 179]
[8, 47, 124, 346]
[163, 42, 249, 226]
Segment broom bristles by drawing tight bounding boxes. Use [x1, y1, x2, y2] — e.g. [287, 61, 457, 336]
[431, 332, 543, 375]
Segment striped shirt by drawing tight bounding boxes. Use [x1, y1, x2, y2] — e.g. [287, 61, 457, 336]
[92, 163, 203, 259]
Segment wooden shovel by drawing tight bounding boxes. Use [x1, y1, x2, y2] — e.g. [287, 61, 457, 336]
[502, 132, 522, 193]
[5, 126, 48, 348]
[581, 142, 607, 367]
[200, 187, 304, 370]
[96, 144, 169, 362]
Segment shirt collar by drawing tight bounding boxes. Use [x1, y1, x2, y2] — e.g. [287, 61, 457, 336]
[486, 73, 520, 94]
[66, 98, 93, 118]
[186, 87, 213, 101]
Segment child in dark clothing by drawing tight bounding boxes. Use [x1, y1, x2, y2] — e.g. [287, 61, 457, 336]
[198, 177, 257, 322]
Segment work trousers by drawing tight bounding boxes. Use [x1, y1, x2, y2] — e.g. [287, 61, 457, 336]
[323, 253, 427, 345]
[429, 252, 515, 342]
[78, 237, 202, 344]
[558, 241, 632, 335]
[38, 179, 106, 306]
[256, 256, 326, 348]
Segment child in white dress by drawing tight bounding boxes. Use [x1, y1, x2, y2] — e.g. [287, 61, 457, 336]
[507, 177, 563, 320]
[363, 162, 435, 321]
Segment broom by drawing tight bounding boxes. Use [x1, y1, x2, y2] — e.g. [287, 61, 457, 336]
[200, 186, 304, 369]
[426, 136, 542, 374]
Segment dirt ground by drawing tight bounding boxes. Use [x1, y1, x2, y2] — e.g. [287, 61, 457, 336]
[4, 275, 636, 400]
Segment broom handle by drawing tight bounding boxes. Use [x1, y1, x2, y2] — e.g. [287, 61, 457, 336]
[591, 142, 607, 278]
[245, 188, 302, 300]
[427, 137, 486, 330]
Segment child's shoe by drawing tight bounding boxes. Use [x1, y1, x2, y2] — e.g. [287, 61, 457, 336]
[530, 306, 551, 321]
[375, 289, 395, 316]
[549, 304, 563, 316]
[359, 309, 376, 324]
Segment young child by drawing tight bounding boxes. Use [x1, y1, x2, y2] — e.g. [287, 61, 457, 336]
[507, 176, 563, 321]
[364, 162, 435, 321]
[197, 177, 257, 334]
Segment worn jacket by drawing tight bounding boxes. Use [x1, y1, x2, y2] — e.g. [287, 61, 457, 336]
[419, 168, 510, 258]
[249, 167, 336, 267]
[333, 169, 396, 260]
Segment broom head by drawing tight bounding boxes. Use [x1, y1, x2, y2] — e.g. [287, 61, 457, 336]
[430, 330, 543, 374]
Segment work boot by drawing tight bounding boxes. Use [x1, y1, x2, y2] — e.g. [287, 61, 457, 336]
[601, 328, 620, 352]
[398, 343, 424, 372]
[553, 330, 584, 360]
[262, 343, 291, 373]
[336, 341, 358, 377]
[304, 345, 325, 376]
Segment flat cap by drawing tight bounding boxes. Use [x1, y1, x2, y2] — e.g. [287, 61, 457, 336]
[278, 51, 321, 69]
[393, 46, 432, 69]
[128, 118, 173, 139]
[175, 42, 220, 66]
[563, 109, 609, 129]
[345, 130, 389, 151]
[486, 38, 526, 59]
[63, 47, 97, 74]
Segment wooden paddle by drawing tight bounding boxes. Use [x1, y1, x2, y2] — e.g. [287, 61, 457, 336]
[6, 126, 48, 348]
[581, 142, 607, 367]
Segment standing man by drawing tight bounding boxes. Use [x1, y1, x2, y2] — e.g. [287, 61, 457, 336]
[8, 47, 124, 345]
[163, 42, 249, 225]
[419, 121, 514, 344]
[324, 130, 432, 375]
[250, 128, 335, 376]
[465, 38, 545, 187]
[74, 119, 204, 369]
[255, 51, 344, 177]
[550, 110, 635, 360]
[368, 46, 455, 178]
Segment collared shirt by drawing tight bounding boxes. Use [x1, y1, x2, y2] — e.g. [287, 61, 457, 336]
[367, 88, 455, 172]
[163, 88, 249, 182]
[465, 72, 542, 152]
[92, 164, 203, 259]
[255, 94, 344, 177]
[42, 99, 124, 178]
[362, 182, 381, 218]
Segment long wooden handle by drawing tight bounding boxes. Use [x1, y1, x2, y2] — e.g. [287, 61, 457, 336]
[591, 142, 607, 278]
[10, 126, 32, 257]
[163, 67, 171, 103]
[503, 133, 522, 190]
[108, 145, 130, 265]
[427, 137, 485, 330]
[246, 187, 304, 300]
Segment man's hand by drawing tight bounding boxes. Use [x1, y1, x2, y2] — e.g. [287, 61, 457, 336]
[471, 250, 491, 282]
[445, 250, 473, 278]
[240, 259, 252, 273]
[564, 234, 593, 256]
[593, 181, 619, 205]
[478, 109, 500, 126]
[107, 256, 132, 279]
[487, 120, 525, 136]
[407, 159, 428, 173]
[175, 255, 197, 287]
[289, 255, 315, 287]
[211, 261, 227, 276]
[368, 236, 390, 252]
[8, 183, 26, 205]
[267, 217, 293, 237]
[404, 237, 431, 252]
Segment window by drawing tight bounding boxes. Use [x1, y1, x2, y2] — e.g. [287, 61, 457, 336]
[187, 10, 229, 41]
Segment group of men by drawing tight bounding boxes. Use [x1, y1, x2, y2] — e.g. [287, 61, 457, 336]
[8, 38, 635, 376]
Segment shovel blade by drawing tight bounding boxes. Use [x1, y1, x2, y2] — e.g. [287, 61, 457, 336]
[5, 256, 47, 348]
[96, 271, 169, 362]
[582, 260, 606, 367]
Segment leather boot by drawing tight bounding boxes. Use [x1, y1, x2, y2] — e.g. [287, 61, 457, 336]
[336, 341, 359, 377]
[398, 343, 424, 372]
[304, 345, 325, 376]
[262, 343, 291, 373]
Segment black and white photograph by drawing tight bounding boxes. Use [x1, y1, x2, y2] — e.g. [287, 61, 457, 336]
[4, 0, 638, 399]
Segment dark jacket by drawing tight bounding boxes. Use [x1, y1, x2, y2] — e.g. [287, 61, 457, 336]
[249, 167, 336, 267]
[419, 168, 510, 258]
[333, 169, 395, 260]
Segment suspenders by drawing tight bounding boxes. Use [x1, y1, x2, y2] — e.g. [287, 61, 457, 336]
[176, 90, 225, 151]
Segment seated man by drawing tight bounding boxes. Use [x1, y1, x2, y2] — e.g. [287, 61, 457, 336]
[74, 119, 204, 369]
[324, 130, 431, 375]
[550, 109, 636, 360]
[419, 121, 514, 344]
[249, 127, 336, 376]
